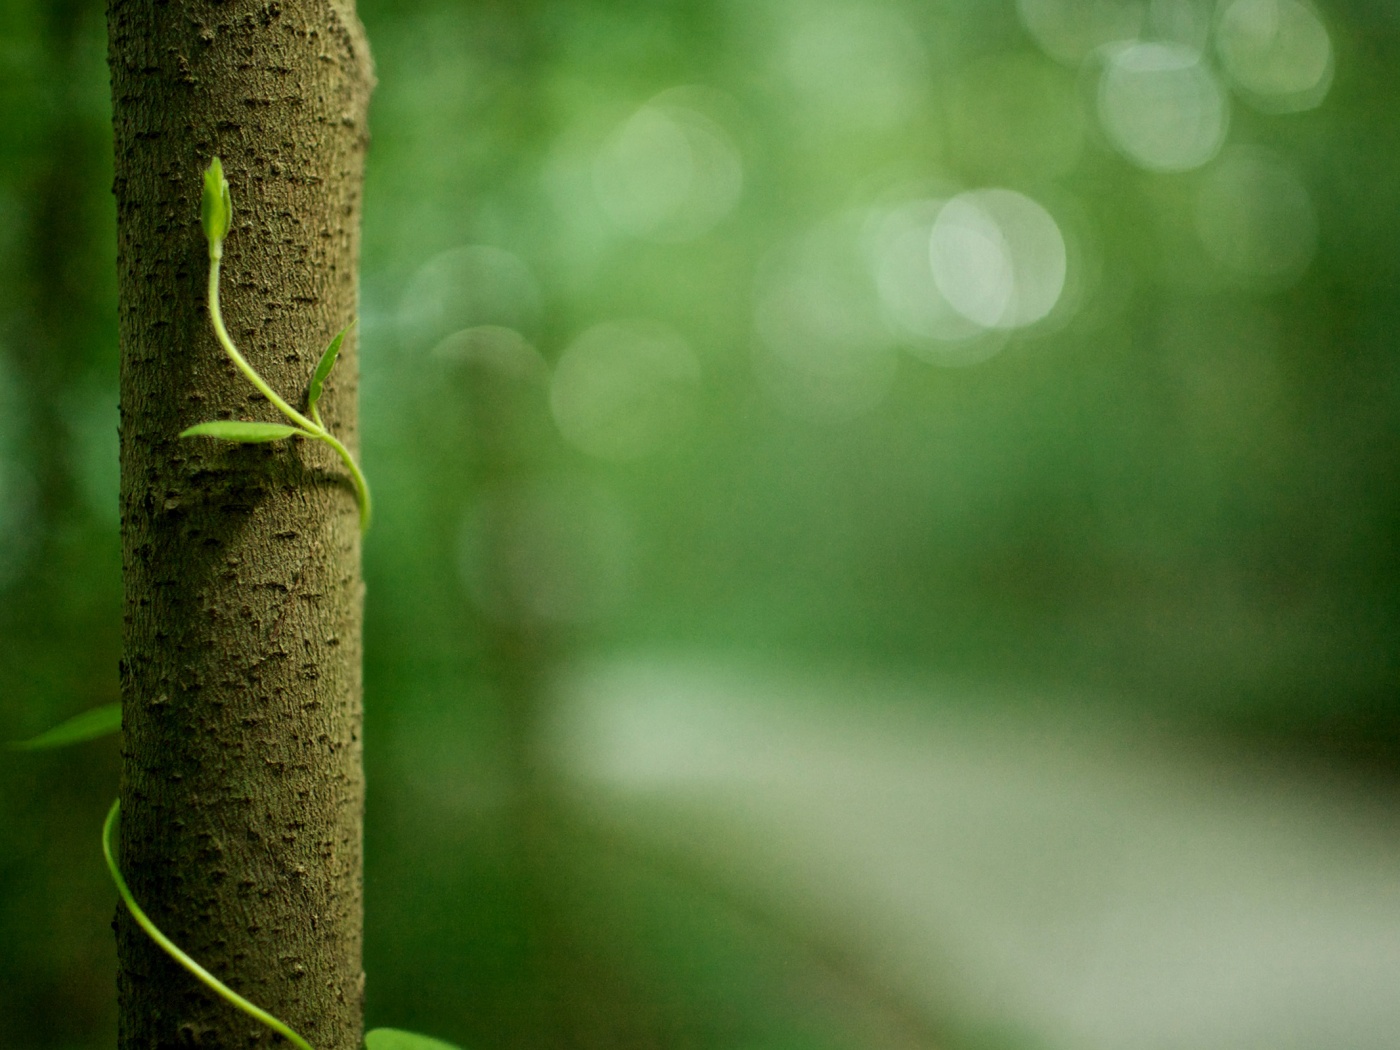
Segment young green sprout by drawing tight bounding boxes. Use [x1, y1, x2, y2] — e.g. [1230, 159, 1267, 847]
[183, 156, 371, 531]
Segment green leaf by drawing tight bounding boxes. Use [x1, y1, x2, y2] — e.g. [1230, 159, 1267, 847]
[308, 321, 354, 414]
[201, 156, 232, 246]
[365, 1029, 464, 1050]
[180, 421, 303, 443]
[10, 703, 121, 750]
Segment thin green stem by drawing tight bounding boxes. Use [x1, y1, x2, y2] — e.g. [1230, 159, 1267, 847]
[206, 245, 371, 531]
[320, 429, 373, 531]
[102, 799, 315, 1050]
[207, 256, 319, 434]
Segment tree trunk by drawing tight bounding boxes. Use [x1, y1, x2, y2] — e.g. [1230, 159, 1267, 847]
[108, 2, 373, 1048]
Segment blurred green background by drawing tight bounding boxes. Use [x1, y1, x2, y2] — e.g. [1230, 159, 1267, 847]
[3, 0, 1399, 1048]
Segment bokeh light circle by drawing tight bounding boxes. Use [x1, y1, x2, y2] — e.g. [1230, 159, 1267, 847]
[432, 325, 546, 379]
[398, 245, 542, 350]
[929, 190, 1068, 331]
[1016, 0, 1147, 66]
[592, 94, 743, 242]
[1215, 0, 1333, 113]
[783, 7, 928, 130]
[1097, 42, 1228, 173]
[1195, 148, 1318, 289]
[754, 217, 898, 420]
[868, 199, 989, 347]
[550, 319, 701, 460]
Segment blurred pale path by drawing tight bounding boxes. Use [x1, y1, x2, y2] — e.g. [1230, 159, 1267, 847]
[551, 658, 1400, 1050]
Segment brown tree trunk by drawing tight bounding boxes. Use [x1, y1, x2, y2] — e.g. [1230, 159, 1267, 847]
[108, 2, 373, 1047]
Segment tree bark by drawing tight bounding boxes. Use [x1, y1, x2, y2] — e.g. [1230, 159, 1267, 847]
[108, 2, 373, 1048]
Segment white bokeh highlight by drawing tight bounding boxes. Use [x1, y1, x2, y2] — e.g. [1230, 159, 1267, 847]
[930, 190, 1068, 331]
[870, 199, 966, 340]
[592, 91, 743, 243]
[1216, 0, 1333, 113]
[1098, 42, 1228, 173]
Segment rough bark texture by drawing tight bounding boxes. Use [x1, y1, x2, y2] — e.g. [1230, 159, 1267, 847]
[108, 2, 372, 1047]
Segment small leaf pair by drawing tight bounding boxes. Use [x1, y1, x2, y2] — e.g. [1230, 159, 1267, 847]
[180, 321, 352, 443]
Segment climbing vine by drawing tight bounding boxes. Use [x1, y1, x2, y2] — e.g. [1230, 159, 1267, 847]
[184, 157, 372, 531]
[12, 161, 450, 1050]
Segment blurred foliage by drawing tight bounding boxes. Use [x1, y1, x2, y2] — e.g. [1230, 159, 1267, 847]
[1, 0, 1397, 1048]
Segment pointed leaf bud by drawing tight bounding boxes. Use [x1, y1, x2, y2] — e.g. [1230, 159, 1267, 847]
[201, 156, 232, 251]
